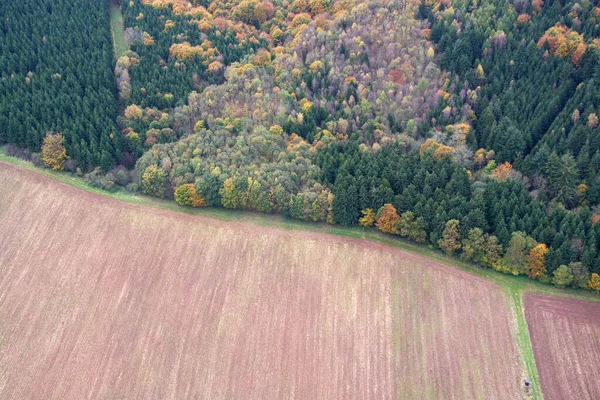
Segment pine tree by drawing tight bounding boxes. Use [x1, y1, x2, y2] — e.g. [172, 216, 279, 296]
[545, 152, 579, 205]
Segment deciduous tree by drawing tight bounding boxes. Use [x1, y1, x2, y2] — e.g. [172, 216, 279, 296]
[41, 133, 68, 170]
[589, 273, 600, 291]
[527, 244, 549, 279]
[175, 183, 206, 207]
[359, 208, 375, 227]
[375, 204, 400, 234]
[438, 219, 461, 255]
[141, 165, 167, 198]
[552, 265, 573, 288]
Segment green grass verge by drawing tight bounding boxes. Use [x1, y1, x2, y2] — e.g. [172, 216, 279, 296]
[507, 289, 543, 399]
[109, 2, 128, 59]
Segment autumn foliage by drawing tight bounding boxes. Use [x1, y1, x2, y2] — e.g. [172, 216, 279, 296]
[516, 14, 531, 24]
[124, 104, 143, 120]
[491, 162, 513, 182]
[537, 24, 587, 65]
[589, 273, 600, 291]
[41, 133, 68, 170]
[175, 184, 207, 207]
[169, 41, 216, 62]
[527, 244, 548, 279]
[419, 139, 453, 160]
[375, 204, 400, 234]
[359, 208, 375, 228]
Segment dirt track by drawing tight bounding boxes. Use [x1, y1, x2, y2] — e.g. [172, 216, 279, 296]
[524, 293, 600, 400]
[0, 162, 523, 399]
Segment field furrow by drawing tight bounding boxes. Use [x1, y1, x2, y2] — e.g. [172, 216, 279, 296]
[0, 162, 524, 399]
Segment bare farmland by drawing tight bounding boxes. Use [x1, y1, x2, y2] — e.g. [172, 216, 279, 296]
[524, 293, 600, 400]
[0, 162, 524, 399]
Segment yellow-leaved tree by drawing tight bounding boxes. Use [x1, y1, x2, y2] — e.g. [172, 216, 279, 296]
[41, 133, 68, 170]
[358, 208, 375, 227]
[589, 273, 600, 291]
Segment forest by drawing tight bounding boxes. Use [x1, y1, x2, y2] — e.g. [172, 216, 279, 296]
[1, 0, 600, 290]
[0, 0, 120, 171]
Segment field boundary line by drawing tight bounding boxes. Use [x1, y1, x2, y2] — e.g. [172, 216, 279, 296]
[1, 148, 599, 304]
[507, 289, 543, 399]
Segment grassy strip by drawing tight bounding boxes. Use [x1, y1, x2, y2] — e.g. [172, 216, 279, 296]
[109, 2, 128, 59]
[507, 289, 543, 399]
[1, 148, 598, 303]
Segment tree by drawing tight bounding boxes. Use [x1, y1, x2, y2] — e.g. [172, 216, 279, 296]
[589, 273, 600, 291]
[570, 262, 590, 289]
[545, 152, 578, 205]
[359, 208, 375, 227]
[41, 133, 68, 170]
[438, 220, 461, 255]
[248, 179, 271, 213]
[493, 118, 526, 163]
[527, 244, 549, 279]
[482, 235, 502, 267]
[175, 184, 206, 207]
[552, 265, 573, 288]
[502, 232, 537, 275]
[376, 204, 400, 234]
[141, 165, 168, 197]
[461, 228, 485, 262]
[195, 173, 222, 207]
[124, 104, 143, 120]
[332, 178, 359, 225]
[220, 178, 242, 209]
[397, 211, 427, 243]
[588, 113, 599, 129]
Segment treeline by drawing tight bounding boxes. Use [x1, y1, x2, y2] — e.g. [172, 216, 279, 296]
[319, 143, 600, 288]
[0, 0, 120, 171]
[129, 132, 600, 289]
[134, 121, 335, 222]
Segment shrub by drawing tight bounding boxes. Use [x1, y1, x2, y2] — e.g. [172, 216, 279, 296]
[84, 168, 116, 192]
[4, 144, 33, 160]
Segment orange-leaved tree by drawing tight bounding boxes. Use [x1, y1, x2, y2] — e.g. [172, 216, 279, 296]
[527, 243, 548, 279]
[375, 204, 400, 234]
[41, 133, 68, 170]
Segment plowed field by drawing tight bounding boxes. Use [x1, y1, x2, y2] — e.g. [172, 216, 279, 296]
[524, 293, 600, 400]
[0, 162, 524, 399]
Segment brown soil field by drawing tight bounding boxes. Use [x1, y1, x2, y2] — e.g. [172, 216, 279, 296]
[0, 162, 524, 399]
[524, 293, 600, 400]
